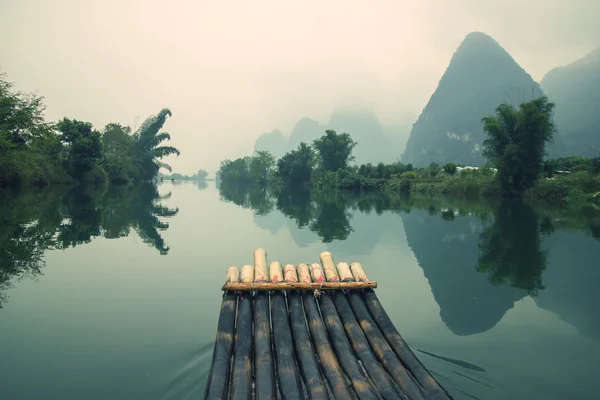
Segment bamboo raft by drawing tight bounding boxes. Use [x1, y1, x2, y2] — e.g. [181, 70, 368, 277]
[204, 249, 452, 400]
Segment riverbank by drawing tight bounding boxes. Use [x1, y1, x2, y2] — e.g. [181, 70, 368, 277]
[308, 166, 600, 209]
[219, 126, 600, 209]
[1, 72, 179, 188]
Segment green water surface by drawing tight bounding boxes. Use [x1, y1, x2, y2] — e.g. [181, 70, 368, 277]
[1, 181, 599, 400]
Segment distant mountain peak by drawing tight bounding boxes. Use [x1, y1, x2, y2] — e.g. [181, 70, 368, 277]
[540, 46, 600, 157]
[292, 117, 321, 130]
[254, 128, 287, 157]
[253, 107, 409, 164]
[461, 31, 500, 45]
[402, 32, 542, 166]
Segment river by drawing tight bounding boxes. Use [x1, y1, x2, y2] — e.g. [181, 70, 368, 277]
[1, 181, 599, 399]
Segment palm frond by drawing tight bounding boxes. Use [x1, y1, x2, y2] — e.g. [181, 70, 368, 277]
[155, 160, 172, 172]
[149, 132, 172, 147]
[152, 145, 180, 158]
[134, 108, 172, 138]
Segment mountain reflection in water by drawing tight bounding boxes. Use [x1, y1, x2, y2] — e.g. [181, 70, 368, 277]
[218, 182, 600, 339]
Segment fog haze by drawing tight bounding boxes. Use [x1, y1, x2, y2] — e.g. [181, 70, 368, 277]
[1, 0, 598, 173]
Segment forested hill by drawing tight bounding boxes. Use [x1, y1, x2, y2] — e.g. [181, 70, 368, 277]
[540, 47, 600, 158]
[401, 32, 543, 167]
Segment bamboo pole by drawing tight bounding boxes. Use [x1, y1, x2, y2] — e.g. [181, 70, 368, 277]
[332, 291, 403, 399]
[229, 292, 253, 400]
[270, 261, 283, 283]
[254, 248, 269, 283]
[351, 266, 451, 399]
[253, 260, 275, 399]
[363, 290, 452, 400]
[320, 252, 340, 282]
[297, 263, 311, 284]
[203, 268, 240, 400]
[271, 267, 303, 398]
[336, 262, 354, 282]
[221, 282, 377, 291]
[350, 262, 370, 283]
[310, 263, 325, 283]
[286, 267, 328, 399]
[241, 264, 254, 284]
[302, 290, 354, 399]
[318, 292, 379, 399]
[283, 264, 298, 283]
[225, 266, 241, 285]
[348, 291, 425, 400]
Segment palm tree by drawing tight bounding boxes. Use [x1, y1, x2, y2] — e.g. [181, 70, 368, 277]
[133, 108, 180, 181]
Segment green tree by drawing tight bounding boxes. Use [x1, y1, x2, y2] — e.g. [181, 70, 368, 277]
[427, 162, 441, 177]
[102, 123, 134, 183]
[482, 96, 555, 196]
[196, 169, 208, 181]
[0, 73, 51, 145]
[249, 150, 275, 183]
[218, 157, 251, 182]
[132, 108, 180, 181]
[56, 118, 104, 181]
[312, 130, 357, 172]
[276, 142, 315, 185]
[1, 72, 65, 186]
[443, 162, 457, 175]
[376, 162, 386, 179]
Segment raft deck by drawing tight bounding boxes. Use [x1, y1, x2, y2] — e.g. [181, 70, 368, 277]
[204, 249, 452, 400]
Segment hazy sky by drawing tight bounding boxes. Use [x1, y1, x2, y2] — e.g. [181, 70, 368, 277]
[1, 0, 598, 174]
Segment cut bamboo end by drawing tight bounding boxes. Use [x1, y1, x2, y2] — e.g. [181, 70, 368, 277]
[241, 264, 254, 283]
[270, 261, 283, 283]
[320, 251, 340, 282]
[297, 263, 311, 283]
[225, 266, 240, 284]
[254, 248, 268, 283]
[221, 282, 378, 291]
[350, 262, 369, 282]
[336, 262, 353, 282]
[310, 263, 325, 283]
[283, 264, 298, 283]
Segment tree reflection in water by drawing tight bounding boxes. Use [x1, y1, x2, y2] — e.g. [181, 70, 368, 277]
[0, 183, 178, 307]
[219, 183, 600, 301]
